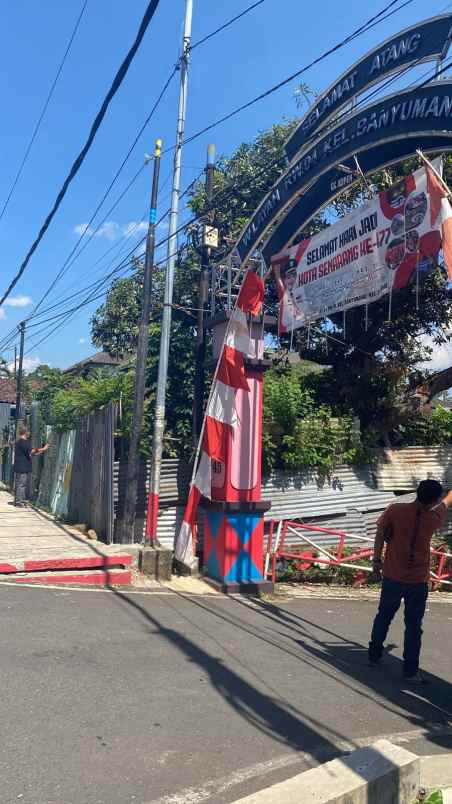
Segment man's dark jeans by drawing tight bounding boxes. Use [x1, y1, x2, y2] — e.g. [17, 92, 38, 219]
[369, 577, 428, 677]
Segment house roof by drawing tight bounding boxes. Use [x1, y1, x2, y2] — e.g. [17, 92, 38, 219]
[0, 378, 16, 403]
[63, 351, 123, 374]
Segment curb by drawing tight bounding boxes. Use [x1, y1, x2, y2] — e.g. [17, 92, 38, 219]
[231, 740, 419, 804]
[421, 754, 452, 792]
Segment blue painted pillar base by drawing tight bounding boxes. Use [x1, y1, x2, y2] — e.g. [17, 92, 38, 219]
[202, 500, 273, 595]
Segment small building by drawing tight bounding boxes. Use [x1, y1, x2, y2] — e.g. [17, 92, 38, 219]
[0, 377, 16, 405]
[0, 378, 15, 447]
[63, 351, 124, 378]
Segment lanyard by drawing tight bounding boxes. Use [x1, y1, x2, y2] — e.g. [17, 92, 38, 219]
[408, 507, 422, 567]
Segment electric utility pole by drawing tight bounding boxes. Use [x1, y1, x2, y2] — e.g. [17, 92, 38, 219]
[14, 322, 25, 441]
[116, 139, 162, 544]
[192, 143, 216, 445]
[147, 0, 193, 541]
[13, 321, 25, 497]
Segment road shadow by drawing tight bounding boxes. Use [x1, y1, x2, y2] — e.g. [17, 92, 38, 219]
[232, 595, 452, 753]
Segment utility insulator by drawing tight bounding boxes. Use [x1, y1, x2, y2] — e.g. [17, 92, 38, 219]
[202, 225, 218, 249]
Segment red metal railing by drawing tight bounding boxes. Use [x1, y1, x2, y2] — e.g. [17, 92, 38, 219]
[265, 519, 452, 588]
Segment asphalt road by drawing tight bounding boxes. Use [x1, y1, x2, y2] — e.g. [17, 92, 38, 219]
[1, 584, 451, 804]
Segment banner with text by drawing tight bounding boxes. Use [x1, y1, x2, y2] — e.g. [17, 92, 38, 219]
[272, 162, 447, 334]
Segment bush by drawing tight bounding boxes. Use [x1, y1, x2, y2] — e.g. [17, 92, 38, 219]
[401, 405, 452, 446]
[263, 365, 366, 475]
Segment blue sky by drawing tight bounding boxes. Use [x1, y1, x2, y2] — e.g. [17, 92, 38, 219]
[1, 0, 451, 370]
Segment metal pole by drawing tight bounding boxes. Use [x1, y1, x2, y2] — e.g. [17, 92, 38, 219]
[115, 138, 162, 544]
[14, 346, 17, 380]
[14, 322, 25, 441]
[193, 143, 215, 445]
[147, 0, 193, 541]
[13, 321, 25, 499]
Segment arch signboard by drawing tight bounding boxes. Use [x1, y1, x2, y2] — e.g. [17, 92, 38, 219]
[232, 15, 452, 266]
[284, 14, 452, 162]
[236, 81, 452, 263]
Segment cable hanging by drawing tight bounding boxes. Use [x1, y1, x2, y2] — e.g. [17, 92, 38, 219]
[0, 0, 161, 309]
[0, 0, 89, 223]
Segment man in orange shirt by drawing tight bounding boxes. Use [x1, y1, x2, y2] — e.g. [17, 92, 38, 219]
[368, 479, 452, 682]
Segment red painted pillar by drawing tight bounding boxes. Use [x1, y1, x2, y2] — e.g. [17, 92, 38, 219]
[202, 313, 273, 593]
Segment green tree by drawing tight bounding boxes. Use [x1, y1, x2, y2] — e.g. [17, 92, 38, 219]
[271, 157, 452, 445]
[89, 122, 452, 461]
[263, 362, 365, 475]
[0, 356, 10, 377]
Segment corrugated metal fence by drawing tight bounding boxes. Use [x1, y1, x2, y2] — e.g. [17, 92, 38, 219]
[113, 458, 191, 546]
[33, 404, 115, 543]
[373, 447, 452, 491]
[126, 453, 452, 551]
[68, 403, 115, 543]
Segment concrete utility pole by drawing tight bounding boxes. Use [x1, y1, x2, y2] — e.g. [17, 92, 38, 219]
[147, 0, 193, 541]
[192, 143, 216, 445]
[14, 322, 25, 441]
[115, 139, 162, 544]
[13, 321, 25, 499]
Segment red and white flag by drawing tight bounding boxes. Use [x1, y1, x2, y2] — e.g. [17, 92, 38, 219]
[425, 158, 452, 281]
[175, 270, 265, 566]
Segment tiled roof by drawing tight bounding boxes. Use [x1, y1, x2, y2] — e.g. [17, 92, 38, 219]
[64, 351, 123, 373]
[0, 377, 16, 403]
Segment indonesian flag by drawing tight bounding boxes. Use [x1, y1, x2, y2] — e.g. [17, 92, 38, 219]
[174, 270, 265, 566]
[425, 159, 452, 281]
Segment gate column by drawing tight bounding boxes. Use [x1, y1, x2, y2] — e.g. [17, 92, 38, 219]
[201, 312, 274, 593]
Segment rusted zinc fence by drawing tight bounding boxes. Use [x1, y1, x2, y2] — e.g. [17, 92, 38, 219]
[29, 403, 116, 542]
[372, 446, 452, 491]
[68, 403, 115, 543]
[113, 458, 191, 545]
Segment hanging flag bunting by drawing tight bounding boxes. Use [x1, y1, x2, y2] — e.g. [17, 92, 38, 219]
[175, 270, 265, 565]
[272, 159, 452, 334]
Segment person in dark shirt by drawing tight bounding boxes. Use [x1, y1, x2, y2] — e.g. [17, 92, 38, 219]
[368, 479, 452, 683]
[13, 427, 49, 506]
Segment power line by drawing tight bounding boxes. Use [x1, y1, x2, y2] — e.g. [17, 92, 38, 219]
[189, 0, 265, 51]
[6, 0, 405, 338]
[0, 0, 161, 309]
[0, 0, 89, 224]
[26, 168, 201, 326]
[24, 1, 270, 319]
[29, 67, 178, 318]
[14, 0, 425, 354]
[166, 0, 414, 154]
[20, 40, 447, 353]
[14, 0, 267, 320]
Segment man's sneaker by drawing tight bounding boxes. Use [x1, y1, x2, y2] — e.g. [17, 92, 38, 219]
[403, 671, 428, 685]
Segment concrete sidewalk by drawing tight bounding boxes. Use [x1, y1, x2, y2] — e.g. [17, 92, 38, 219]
[0, 489, 133, 585]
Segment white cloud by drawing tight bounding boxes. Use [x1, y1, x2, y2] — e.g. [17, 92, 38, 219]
[79, 337, 86, 344]
[6, 355, 42, 374]
[73, 220, 149, 242]
[22, 356, 42, 374]
[96, 221, 120, 241]
[4, 295, 33, 308]
[74, 222, 94, 237]
[123, 221, 148, 238]
[419, 332, 452, 372]
[0, 308, 6, 320]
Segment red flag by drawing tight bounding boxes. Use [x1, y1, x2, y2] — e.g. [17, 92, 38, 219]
[217, 345, 249, 391]
[203, 416, 232, 463]
[426, 162, 448, 227]
[442, 214, 452, 281]
[237, 271, 264, 315]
